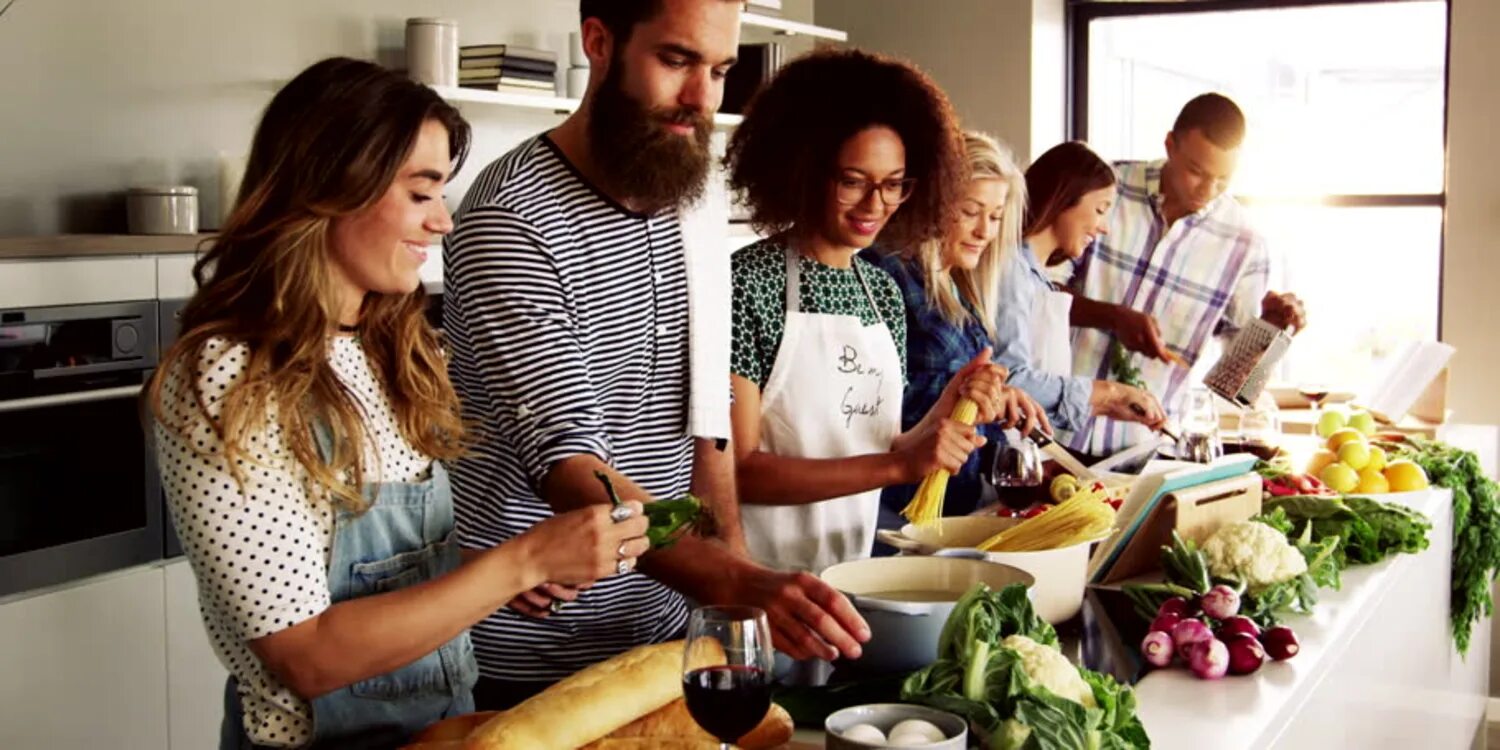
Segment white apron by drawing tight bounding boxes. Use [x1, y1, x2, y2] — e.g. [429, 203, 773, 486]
[1029, 284, 1075, 376]
[741, 248, 904, 574]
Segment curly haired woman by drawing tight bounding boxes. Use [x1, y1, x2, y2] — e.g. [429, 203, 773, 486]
[724, 50, 1029, 578]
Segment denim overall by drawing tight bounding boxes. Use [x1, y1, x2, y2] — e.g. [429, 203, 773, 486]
[221, 424, 477, 749]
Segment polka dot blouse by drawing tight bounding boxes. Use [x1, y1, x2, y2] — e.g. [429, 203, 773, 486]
[154, 335, 431, 748]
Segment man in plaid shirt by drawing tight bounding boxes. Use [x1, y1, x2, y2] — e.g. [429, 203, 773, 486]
[1062, 93, 1306, 456]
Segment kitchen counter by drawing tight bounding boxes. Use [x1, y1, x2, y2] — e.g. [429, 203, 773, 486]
[0, 234, 212, 259]
[1135, 484, 1489, 750]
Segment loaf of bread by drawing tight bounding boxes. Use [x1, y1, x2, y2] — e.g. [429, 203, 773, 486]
[463, 639, 724, 750]
[582, 741, 720, 750]
[412, 712, 501, 742]
[578, 699, 794, 750]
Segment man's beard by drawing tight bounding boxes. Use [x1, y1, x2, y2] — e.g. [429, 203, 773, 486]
[587, 62, 713, 214]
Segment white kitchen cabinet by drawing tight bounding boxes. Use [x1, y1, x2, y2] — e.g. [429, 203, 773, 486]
[165, 558, 229, 749]
[0, 565, 170, 750]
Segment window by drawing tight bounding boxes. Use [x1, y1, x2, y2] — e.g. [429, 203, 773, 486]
[1072, 0, 1447, 393]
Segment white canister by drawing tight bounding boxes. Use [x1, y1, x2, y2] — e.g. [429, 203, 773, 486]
[567, 67, 591, 99]
[570, 31, 589, 68]
[127, 186, 199, 235]
[406, 18, 458, 87]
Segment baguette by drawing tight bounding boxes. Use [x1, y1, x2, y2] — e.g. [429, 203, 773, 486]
[412, 712, 501, 742]
[464, 639, 725, 750]
[579, 699, 793, 750]
[585, 741, 721, 750]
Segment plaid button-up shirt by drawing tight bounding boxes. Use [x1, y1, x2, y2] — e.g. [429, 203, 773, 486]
[1061, 159, 1270, 456]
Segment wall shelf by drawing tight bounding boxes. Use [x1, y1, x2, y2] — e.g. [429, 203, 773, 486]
[431, 85, 743, 127]
[741, 12, 849, 42]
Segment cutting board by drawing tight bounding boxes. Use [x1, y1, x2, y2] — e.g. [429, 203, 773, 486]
[1170, 472, 1263, 545]
[1098, 472, 1263, 584]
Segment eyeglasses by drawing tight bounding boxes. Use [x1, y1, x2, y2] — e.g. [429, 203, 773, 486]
[833, 176, 918, 207]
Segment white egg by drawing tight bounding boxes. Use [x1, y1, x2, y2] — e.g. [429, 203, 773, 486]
[841, 722, 888, 744]
[886, 730, 939, 747]
[886, 718, 947, 745]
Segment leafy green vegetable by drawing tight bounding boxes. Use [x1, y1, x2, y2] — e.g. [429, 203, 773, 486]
[1260, 494, 1430, 569]
[1109, 340, 1145, 389]
[592, 470, 711, 549]
[902, 584, 1148, 749]
[1388, 437, 1500, 656]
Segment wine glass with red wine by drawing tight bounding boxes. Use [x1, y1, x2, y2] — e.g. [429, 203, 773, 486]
[1298, 383, 1332, 415]
[682, 606, 774, 750]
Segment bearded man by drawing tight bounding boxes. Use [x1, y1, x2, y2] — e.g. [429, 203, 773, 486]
[444, 0, 870, 709]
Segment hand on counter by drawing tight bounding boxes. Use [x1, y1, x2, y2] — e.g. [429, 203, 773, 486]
[721, 563, 871, 662]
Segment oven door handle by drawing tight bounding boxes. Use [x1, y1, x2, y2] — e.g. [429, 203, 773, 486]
[0, 384, 144, 413]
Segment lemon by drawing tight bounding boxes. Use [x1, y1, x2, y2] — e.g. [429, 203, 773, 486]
[1338, 441, 1372, 471]
[1326, 428, 1366, 453]
[1306, 450, 1339, 477]
[1384, 460, 1431, 492]
[1356, 467, 1390, 494]
[1348, 410, 1378, 436]
[1317, 410, 1349, 438]
[1365, 446, 1388, 473]
[1320, 463, 1361, 494]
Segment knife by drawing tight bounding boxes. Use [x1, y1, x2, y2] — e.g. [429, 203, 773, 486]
[1026, 427, 1098, 481]
[1128, 402, 1182, 443]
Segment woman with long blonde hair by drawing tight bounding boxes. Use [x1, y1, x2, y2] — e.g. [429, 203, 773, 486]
[150, 57, 649, 749]
[864, 132, 1049, 527]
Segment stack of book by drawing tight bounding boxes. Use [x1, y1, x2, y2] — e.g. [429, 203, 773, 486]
[459, 44, 558, 96]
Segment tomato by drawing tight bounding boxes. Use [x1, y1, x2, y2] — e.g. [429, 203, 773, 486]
[1021, 504, 1050, 519]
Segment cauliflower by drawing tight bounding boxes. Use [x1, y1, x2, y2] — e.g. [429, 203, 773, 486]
[1001, 635, 1096, 708]
[1202, 520, 1306, 590]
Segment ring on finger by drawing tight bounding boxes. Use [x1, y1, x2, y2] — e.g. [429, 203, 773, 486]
[616, 541, 629, 559]
[609, 504, 633, 523]
[616, 558, 634, 575]
[548, 599, 565, 614]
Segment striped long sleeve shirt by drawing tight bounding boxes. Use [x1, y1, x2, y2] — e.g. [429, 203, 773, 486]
[443, 135, 692, 681]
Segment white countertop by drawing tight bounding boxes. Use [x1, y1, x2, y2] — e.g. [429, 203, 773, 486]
[1134, 485, 1489, 749]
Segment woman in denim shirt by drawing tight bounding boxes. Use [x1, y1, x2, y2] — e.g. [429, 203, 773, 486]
[865, 133, 1050, 530]
[993, 141, 1166, 440]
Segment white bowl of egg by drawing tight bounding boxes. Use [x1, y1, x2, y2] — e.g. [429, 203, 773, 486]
[825, 703, 967, 749]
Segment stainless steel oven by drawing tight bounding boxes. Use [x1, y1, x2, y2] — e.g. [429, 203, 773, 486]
[0, 300, 163, 597]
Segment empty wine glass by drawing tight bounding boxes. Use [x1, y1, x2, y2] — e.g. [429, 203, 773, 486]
[1238, 401, 1282, 460]
[1180, 388, 1223, 463]
[682, 606, 775, 750]
[991, 433, 1045, 488]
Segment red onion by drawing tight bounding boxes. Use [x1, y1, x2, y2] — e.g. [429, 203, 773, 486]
[1150, 611, 1183, 634]
[1199, 585, 1241, 620]
[1141, 630, 1174, 668]
[1262, 626, 1301, 661]
[1225, 634, 1266, 675]
[1171, 618, 1213, 650]
[1216, 615, 1262, 642]
[1187, 638, 1229, 680]
[1157, 597, 1191, 619]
